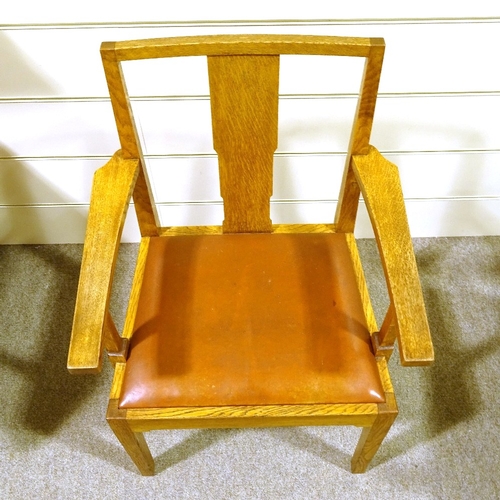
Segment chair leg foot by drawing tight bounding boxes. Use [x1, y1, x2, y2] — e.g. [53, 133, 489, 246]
[108, 418, 155, 476]
[351, 399, 397, 473]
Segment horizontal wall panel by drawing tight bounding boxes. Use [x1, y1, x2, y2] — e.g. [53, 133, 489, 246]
[0, 30, 108, 98]
[130, 94, 500, 155]
[387, 152, 500, 199]
[404, 198, 500, 237]
[155, 200, 346, 229]
[148, 200, 362, 233]
[2, 2, 499, 24]
[277, 98, 357, 153]
[0, 94, 495, 158]
[3, 198, 498, 244]
[128, 152, 500, 205]
[156, 203, 224, 228]
[275, 199, 500, 238]
[148, 154, 345, 204]
[131, 97, 358, 155]
[1, 151, 498, 210]
[2, 21, 499, 99]
[155, 197, 500, 238]
[122, 56, 211, 98]
[273, 155, 345, 200]
[372, 95, 500, 152]
[278, 152, 500, 202]
[0, 101, 119, 157]
[122, 21, 499, 95]
[362, 22, 500, 95]
[0, 205, 139, 244]
[155, 198, 500, 237]
[1, 151, 498, 208]
[146, 156, 221, 203]
[0, 158, 99, 205]
[122, 54, 366, 98]
[130, 99, 214, 155]
[273, 151, 500, 202]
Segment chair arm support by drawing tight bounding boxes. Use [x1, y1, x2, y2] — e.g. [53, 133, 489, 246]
[352, 146, 434, 366]
[67, 151, 140, 374]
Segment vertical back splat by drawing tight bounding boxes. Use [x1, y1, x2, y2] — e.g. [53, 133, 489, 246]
[208, 55, 279, 233]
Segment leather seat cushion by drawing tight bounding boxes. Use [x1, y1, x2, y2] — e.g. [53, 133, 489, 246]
[119, 233, 385, 408]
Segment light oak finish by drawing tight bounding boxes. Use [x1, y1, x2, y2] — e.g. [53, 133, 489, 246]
[68, 151, 138, 374]
[101, 47, 159, 236]
[352, 147, 434, 366]
[67, 34, 433, 475]
[334, 39, 385, 233]
[208, 54, 278, 233]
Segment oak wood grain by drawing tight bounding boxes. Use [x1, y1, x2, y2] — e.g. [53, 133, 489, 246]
[120, 402, 379, 432]
[352, 146, 434, 366]
[103, 311, 129, 364]
[109, 362, 127, 400]
[375, 356, 395, 396]
[67, 151, 138, 374]
[102, 310, 122, 353]
[107, 411, 155, 476]
[272, 223, 337, 234]
[101, 46, 159, 236]
[121, 237, 150, 340]
[372, 303, 398, 359]
[102, 35, 382, 62]
[345, 232, 379, 336]
[335, 43, 385, 233]
[350, 357, 396, 473]
[351, 393, 398, 473]
[158, 223, 337, 236]
[208, 54, 278, 232]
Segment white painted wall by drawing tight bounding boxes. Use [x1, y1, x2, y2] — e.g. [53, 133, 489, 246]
[1, 2, 499, 243]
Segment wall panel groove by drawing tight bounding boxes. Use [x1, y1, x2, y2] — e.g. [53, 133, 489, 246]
[2, 17, 500, 31]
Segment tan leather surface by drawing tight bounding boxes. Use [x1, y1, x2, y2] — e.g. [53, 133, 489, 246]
[119, 233, 385, 408]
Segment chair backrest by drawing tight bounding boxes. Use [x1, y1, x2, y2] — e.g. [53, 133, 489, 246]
[100, 35, 385, 235]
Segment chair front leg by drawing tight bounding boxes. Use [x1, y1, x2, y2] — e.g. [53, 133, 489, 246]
[107, 404, 155, 476]
[351, 395, 398, 473]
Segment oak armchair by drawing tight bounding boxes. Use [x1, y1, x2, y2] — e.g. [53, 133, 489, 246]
[67, 34, 434, 475]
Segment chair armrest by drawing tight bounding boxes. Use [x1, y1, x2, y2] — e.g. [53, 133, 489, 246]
[352, 146, 434, 366]
[67, 151, 140, 374]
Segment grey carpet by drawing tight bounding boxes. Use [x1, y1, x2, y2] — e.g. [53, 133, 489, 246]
[1, 238, 499, 499]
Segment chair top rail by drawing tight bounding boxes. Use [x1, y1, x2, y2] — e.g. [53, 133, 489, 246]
[101, 34, 384, 62]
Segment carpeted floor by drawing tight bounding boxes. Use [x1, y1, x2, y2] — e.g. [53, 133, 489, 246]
[1, 237, 499, 499]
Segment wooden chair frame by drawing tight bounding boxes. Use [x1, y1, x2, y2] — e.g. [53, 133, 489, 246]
[67, 35, 434, 475]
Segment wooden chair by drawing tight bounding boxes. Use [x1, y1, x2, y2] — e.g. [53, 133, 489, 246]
[67, 35, 434, 475]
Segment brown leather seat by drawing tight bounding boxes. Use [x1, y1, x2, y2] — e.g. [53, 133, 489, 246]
[119, 233, 385, 409]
